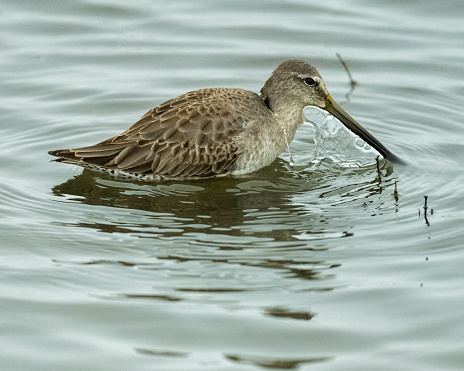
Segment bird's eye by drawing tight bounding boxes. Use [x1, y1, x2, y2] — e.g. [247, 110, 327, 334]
[305, 77, 316, 86]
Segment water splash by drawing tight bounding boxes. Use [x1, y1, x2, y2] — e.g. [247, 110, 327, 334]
[303, 106, 380, 167]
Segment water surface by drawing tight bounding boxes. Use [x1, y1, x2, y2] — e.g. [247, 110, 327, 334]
[1, 1, 464, 370]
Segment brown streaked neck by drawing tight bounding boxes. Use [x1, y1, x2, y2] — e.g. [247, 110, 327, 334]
[261, 93, 304, 139]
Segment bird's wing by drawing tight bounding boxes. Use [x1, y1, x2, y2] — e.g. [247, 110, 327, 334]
[49, 89, 256, 177]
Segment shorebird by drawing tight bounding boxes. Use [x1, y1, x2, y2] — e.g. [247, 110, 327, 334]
[49, 59, 402, 180]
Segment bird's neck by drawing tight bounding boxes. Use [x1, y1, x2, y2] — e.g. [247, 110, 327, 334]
[271, 101, 304, 143]
[262, 92, 303, 130]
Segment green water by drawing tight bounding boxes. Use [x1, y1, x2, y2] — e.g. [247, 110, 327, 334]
[1, 0, 464, 370]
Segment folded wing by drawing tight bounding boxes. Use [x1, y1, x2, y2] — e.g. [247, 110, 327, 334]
[49, 89, 250, 177]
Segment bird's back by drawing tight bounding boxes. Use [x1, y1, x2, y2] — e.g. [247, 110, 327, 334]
[49, 88, 267, 179]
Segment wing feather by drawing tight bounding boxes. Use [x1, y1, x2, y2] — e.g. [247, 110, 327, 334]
[49, 88, 264, 177]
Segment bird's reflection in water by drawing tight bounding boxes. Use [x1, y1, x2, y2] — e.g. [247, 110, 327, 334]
[50, 160, 397, 306]
[50, 158, 397, 242]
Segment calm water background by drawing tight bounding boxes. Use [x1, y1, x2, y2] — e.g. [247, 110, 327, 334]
[1, 0, 464, 370]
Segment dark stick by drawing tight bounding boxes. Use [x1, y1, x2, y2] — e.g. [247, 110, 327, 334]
[336, 53, 357, 88]
[394, 180, 399, 203]
[423, 196, 430, 226]
[376, 155, 381, 183]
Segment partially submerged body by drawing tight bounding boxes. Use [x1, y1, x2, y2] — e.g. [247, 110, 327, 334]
[49, 60, 402, 179]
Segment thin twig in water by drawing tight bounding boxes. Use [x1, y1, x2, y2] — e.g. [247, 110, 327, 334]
[393, 180, 399, 203]
[336, 53, 357, 89]
[376, 155, 381, 183]
[423, 196, 430, 226]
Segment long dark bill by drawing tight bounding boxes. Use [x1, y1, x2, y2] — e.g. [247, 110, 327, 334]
[324, 94, 405, 165]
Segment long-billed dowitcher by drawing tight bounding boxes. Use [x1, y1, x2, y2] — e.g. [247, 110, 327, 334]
[49, 59, 402, 179]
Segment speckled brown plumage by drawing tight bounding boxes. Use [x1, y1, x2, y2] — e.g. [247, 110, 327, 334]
[49, 59, 402, 179]
[50, 87, 279, 178]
